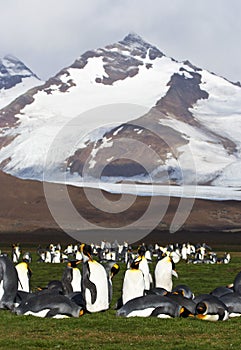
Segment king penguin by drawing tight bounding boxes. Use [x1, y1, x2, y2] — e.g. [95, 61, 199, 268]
[0, 256, 18, 310]
[62, 260, 82, 294]
[15, 256, 32, 293]
[117, 294, 183, 318]
[154, 254, 178, 292]
[14, 291, 84, 318]
[105, 262, 120, 306]
[195, 296, 229, 321]
[122, 260, 145, 305]
[135, 246, 152, 290]
[81, 243, 109, 313]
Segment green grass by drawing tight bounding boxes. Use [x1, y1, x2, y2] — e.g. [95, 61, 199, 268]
[1, 250, 241, 349]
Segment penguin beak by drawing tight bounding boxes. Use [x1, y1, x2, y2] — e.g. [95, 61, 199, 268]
[197, 314, 207, 320]
[87, 253, 93, 261]
[79, 309, 85, 317]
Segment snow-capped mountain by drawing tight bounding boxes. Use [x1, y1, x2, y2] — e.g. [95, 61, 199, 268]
[0, 54, 42, 109]
[0, 33, 241, 197]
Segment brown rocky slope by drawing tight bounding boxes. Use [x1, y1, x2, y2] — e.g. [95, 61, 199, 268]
[0, 171, 241, 246]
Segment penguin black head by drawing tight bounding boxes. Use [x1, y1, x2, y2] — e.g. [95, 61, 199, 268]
[81, 244, 92, 256]
[67, 260, 80, 268]
[172, 285, 194, 299]
[130, 260, 140, 269]
[111, 264, 120, 278]
[196, 302, 207, 315]
[138, 245, 146, 257]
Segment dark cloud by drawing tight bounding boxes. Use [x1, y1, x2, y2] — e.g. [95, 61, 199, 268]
[1, 0, 240, 82]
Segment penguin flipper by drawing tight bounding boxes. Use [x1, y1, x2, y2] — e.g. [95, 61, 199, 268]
[45, 308, 70, 318]
[82, 263, 97, 304]
[85, 279, 97, 304]
[28, 267, 32, 279]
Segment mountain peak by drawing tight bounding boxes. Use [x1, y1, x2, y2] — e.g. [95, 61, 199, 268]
[3, 54, 21, 63]
[0, 54, 40, 82]
[120, 32, 160, 51]
[122, 32, 146, 44]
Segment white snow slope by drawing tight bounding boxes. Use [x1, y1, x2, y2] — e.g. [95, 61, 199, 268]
[0, 55, 42, 109]
[0, 34, 241, 200]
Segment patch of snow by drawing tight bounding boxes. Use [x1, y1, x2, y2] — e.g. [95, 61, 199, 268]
[113, 126, 124, 136]
[0, 76, 43, 109]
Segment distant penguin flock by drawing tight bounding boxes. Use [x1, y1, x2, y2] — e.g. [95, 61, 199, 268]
[0, 240, 237, 321]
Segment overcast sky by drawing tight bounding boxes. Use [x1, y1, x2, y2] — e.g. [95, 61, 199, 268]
[1, 0, 241, 82]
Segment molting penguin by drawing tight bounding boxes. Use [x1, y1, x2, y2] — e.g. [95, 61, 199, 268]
[15, 257, 32, 293]
[14, 291, 84, 318]
[122, 260, 145, 305]
[62, 260, 82, 294]
[154, 254, 178, 292]
[81, 244, 109, 313]
[0, 256, 18, 310]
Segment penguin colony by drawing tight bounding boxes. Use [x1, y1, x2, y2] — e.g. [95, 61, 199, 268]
[0, 241, 236, 321]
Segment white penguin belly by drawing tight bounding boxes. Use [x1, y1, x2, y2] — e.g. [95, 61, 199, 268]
[122, 270, 145, 305]
[0, 280, 4, 300]
[71, 268, 82, 292]
[127, 307, 155, 317]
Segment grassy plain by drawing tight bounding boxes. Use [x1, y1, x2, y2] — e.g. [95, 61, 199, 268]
[0, 248, 241, 349]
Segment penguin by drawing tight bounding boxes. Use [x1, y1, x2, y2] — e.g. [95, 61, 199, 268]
[172, 284, 194, 299]
[122, 260, 145, 305]
[166, 291, 196, 317]
[193, 293, 214, 305]
[15, 257, 32, 293]
[62, 260, 82, 294]
[75, 246, 82, 261]
[117, 294, 183, 318]
[47, 280, 65, 294]
[219, 292, 241, 318]
[0, 256, 18, 310]
[81, 243, 109, 313]
[105, 262, 120, 305]
[195, 296, 229, 321]
[52, 250, 61, 263]
[12, 244, 21, 263]
[14, 291, 84, 318]
[135, 246, 152, 290]
[145, 287, 168, 296]
[150, 301, 186, 318]
[154, 254, 178, 292]
[210, 286, 233, 298]
[233, 270, 241, 294]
